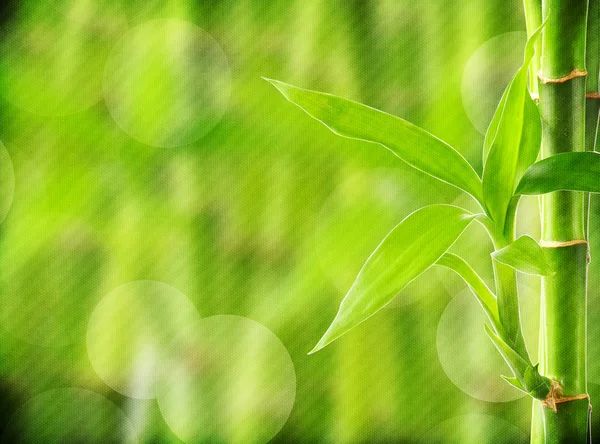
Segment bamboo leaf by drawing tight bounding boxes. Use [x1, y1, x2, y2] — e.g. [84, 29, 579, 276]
[483, 81, 541, 172]
[482, 25, 543, 227]
[516, 152, 600, 194]
[483, 82, 510, 163]
[492, 235, 554, 276]
[265, 78, 483, 202]
[309, 205, 476, 354]
[516, 96, 543, 181]
[436, 253, 500, 331]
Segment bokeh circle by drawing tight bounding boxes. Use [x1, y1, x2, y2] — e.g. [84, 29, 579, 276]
[86, 280, 201, 399]
[103, 18, 231, 148]
[157, 315, 296, 444]
[436, 289, 531, 402]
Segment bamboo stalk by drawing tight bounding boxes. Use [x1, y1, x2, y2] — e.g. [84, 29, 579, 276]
[583, 1, 598, 440]
[534, 0, 590, 442]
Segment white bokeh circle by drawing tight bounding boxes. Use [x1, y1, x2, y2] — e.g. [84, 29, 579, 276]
[157, 315, 296, 444]
[103, 19, 231, 148]
[2, 388, 138, 443]
[462, 32, 527, 134]
[422, 413, 528, 443]
[0, 2, 127, 116]
[437, 288, 537, 402]
[86, 280, 201, 399]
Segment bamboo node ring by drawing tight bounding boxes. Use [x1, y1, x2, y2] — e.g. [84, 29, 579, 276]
[539, 239, 587, 248]
[538, 68, 587, 84]
[541, 380, 590, 413]
[586, 92, 600, 99]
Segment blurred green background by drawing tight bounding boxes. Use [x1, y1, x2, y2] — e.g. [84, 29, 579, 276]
[0, 0, 599, 443]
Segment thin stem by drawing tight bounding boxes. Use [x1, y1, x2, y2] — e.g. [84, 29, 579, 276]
[492, 260, 531, 362]
[503, 195, 520, 241]
[477, 208, 532, 363]
[522, 0, 547, 435]
[523, 0, 543, 95]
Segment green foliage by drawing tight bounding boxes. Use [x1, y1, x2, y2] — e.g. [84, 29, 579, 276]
[264, 79, 484, 202]
[492, 235, 554, 276]
[270, 23, 554, 402]
[517, 151, 600, 194]
[482, 25, 543, 228]
[309, 205, 476, 354]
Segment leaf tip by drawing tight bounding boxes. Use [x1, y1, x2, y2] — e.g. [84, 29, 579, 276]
[308, 318, 346, 355]
[262, 77, 289, 95]
[307, 345, 320, 356]
[308, 336, 329, 355]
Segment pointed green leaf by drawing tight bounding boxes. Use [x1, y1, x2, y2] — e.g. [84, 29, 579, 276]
[483, 93, 542, 179]
[483, 81, 510, 163]
[515, 96, 543, 181]
[484, 87, 541, 174]
[516, 152, 600, 194]
[436, 253, 500, 330]
[492, 235, 554, 276]
[310, 205, 476, 354]
[482, 25, 543, 227]
[266, 78, 483, 202]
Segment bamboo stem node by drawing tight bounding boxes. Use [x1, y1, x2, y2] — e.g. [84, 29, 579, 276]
[540, 380, 590, 413]
[586, 92, 600, 99]
[538, 68, 588, 84]
[539, 239, 588, 248]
